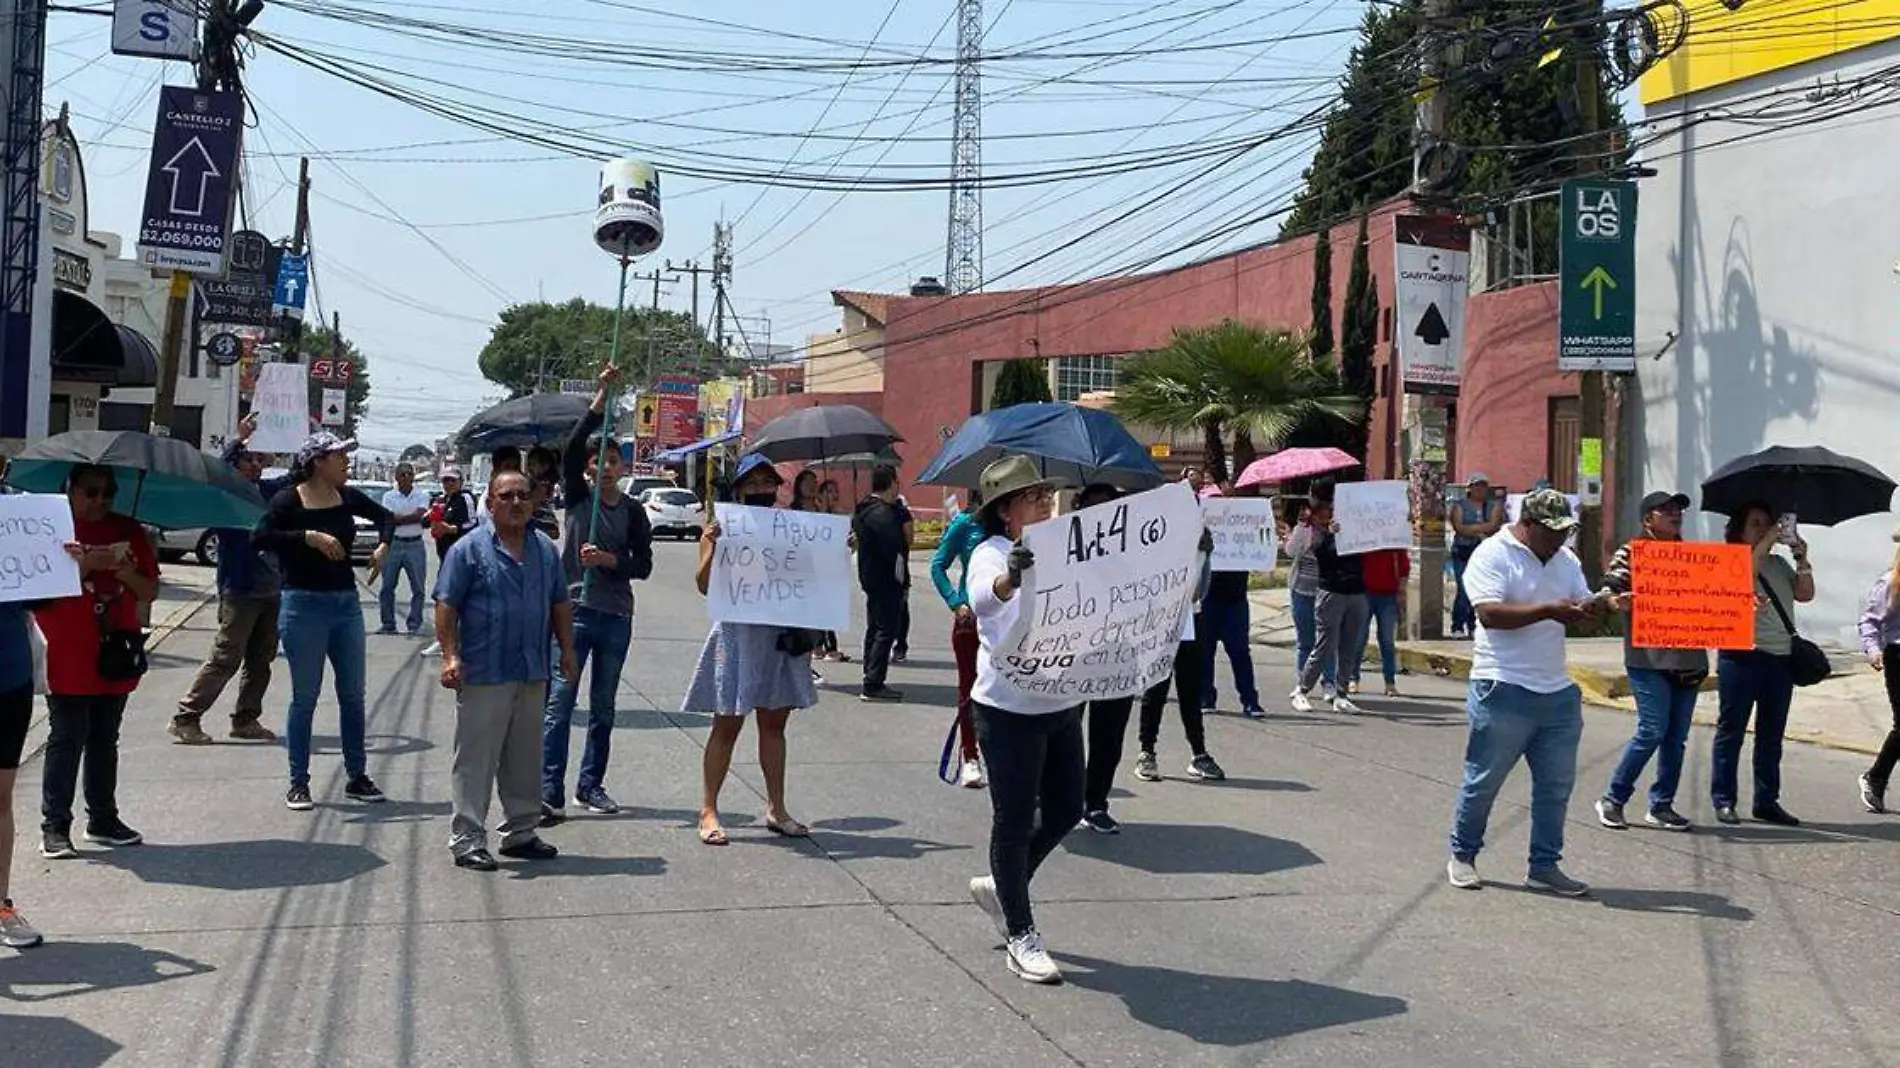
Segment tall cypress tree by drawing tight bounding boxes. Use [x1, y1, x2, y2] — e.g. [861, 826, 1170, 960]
[991, 359, 1052, 409]
[1338, 215, 1379, 459]
[1309, 227, 1335, 359]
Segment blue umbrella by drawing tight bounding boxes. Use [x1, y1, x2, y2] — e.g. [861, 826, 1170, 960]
[4, 430, 267, 530]
[916, 402, 1164, 491]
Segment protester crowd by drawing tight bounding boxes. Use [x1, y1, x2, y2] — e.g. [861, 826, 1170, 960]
[4, 381, 1899, 989]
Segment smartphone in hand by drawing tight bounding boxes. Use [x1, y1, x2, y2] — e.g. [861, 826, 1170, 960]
[1775, 513, 1799, 547]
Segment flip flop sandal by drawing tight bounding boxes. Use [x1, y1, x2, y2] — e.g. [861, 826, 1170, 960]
[765, 819, 810, 839]
[698, 825, 729, 846]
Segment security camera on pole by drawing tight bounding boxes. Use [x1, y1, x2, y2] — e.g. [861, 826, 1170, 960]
[581, 158, 664, 600]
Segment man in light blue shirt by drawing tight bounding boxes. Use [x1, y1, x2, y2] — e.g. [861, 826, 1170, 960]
[435, 471, 578, 872]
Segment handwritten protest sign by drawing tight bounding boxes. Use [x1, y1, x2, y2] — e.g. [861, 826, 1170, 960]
[1629, 540, 1756, 650]
[1334, 481, 1412, 555]
[707, 503, 852, 630]
[1202, 497, 1278, 572]
[991, 482, 1202, 703]
[250, 362, 308, 453]
[0, 494, 80, 604]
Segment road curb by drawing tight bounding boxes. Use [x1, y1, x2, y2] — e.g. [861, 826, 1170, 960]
[22, 585, 219, 767]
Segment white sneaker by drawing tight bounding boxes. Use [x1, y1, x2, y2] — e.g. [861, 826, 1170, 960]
[1331, 694, 1363, 715]
[959, 759, 986, 789]
[0, 903, 42, 948]
[1447, 857, 1482, 890]
[1006, 929, 1062, 984]
[420, 641, 441, 658]
[1290, 689, 1314, 713]
[969, 876, 1007, 938]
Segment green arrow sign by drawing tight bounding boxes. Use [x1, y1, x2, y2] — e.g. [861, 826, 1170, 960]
[1558, 179, 1636, 371]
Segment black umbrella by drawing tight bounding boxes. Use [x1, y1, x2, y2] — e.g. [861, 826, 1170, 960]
[4, 430, 266, 529]
[456, 393, 592, 453]
[747, 404, 902, 463]
[1699, 445, 1895, 526]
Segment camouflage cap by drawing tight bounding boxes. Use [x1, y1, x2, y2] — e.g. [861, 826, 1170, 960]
[1519, 487, 1578, 532]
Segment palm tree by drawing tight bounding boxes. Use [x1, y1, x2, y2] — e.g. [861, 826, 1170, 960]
[1111, 320, 1366, 483]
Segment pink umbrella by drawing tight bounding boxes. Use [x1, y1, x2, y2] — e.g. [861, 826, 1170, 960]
[1235, 447, 1360, 488]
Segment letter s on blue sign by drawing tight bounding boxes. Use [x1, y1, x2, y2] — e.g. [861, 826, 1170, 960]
[140, 9, 171, 43]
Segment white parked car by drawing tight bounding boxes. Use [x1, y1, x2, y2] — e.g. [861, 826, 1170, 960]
[640, 487, 703, 540]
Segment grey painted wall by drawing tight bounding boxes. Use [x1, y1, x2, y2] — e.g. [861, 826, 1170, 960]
[1633, 41, 1900, 645]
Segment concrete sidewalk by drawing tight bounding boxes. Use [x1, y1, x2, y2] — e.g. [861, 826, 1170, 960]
[1248, 587, 1893, 757]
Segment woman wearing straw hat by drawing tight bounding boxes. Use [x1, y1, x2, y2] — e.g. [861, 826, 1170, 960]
[963, 455, 1080, 985]
[686, 454, 818, 846]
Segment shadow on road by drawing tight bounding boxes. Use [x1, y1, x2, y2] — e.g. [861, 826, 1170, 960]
[0, 1014, 123, 1067]
[1594, 887, 1755, 921]
[1063, 823, 1322, 876]
[0, 941, 215, 1004]
[1057, 954, 1407, 1045]
[88, 840, 385, 891]
[1193, 777, 1313, 794]
[503, 854, 667, 880]
[336, 799, 453, 825]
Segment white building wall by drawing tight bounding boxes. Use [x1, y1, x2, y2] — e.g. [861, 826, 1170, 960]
[1632, 40, 1900, 645]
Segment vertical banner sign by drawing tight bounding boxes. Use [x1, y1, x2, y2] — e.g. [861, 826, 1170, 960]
[1201, 497, 1279, 572]
[1333, 480, 1413, 555]
[1629, 540, 1755, 650]
[0, 495, 82, 603]
[137, 87, 243, 275]
[111, 0, 198, 61]
[272, 253, 310, 320]
[250, 363, 309, 453]
[1392, 215, 1471, 394]
[706, 503, 852, 630]
[655, 374, 699, 451]
[994, 483, 1203, 703]
[1558, 179, 1638, 372]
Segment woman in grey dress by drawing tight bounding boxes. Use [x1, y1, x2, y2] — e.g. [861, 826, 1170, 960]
[686, 454, 818, 845]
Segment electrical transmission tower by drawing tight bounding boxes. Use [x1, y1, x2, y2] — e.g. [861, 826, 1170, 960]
[710, 220, 733, 358]
[945, 0, 983, 295]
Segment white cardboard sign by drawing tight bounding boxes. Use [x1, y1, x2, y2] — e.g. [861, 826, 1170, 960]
[0, 494, 82, 603]
[993, 483, 1203, 703]
[1334, 480, 1412, 555]
[707, 503, 852, 631]
[1202, 497, 1279, 572]
[250, 362, 308, 453]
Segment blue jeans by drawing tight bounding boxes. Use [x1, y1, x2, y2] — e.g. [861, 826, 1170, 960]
[1451, 550, 1477, 633]
[378, 538, 428, 633]
[280, 589, 368, 786]
[1449, 679, 1583, 870]
[1366, 594, 1400, 685]
[543, 606, 634, 804]
[1606, 667, 1699, 808]
[1198, 597, 1259, 711]
[1712, 650, 1795, 809]
[1291, 591, 1331, 686]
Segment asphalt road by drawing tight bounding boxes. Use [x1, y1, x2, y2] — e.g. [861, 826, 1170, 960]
[3, 542, 1898, 1067]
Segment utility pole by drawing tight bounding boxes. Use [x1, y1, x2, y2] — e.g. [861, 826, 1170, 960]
[629, 266, 677, 387]
[280, 156, 311, 364]
[1404, 0, 1459, 641]
[151, 0, 261, 438]
[1574, 2, 1608, 581]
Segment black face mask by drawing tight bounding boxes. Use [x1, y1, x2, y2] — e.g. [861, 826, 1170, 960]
[743, 493, 778, 508]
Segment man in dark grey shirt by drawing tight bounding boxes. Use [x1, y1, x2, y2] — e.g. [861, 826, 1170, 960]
[540, 366, 653, 821]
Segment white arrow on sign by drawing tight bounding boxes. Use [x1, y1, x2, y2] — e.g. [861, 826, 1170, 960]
[162, 137, 221, 218]
[279, 277, 302, 305]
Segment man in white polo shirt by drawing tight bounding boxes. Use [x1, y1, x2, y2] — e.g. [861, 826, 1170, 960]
[1446, 489, 1623, 896]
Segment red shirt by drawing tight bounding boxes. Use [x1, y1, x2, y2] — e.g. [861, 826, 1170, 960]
[32, 514, 159, 696]
[1361, 548, 1411, 596]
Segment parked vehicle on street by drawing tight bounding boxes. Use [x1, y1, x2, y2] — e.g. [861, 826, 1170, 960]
[640, 487, 703, 540]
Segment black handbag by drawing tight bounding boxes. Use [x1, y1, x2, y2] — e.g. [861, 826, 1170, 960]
[1757, 576, 1830, 687]
[92, 588, 149, 681]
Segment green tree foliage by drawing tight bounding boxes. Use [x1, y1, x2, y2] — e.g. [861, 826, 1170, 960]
[1339, 215, 1381, 458]
[1283, 0, 1624, 245]
[1309, 227, 1335, 360]
[1112, 321, 1364, 484]
[300, 324, 368, 436]
[477, 298, 733, 397]
[990, 359, 1052, 409]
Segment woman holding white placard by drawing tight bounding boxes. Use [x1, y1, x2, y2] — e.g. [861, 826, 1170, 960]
[963, 455, 1079, 986]
[685, 454, 817, 847]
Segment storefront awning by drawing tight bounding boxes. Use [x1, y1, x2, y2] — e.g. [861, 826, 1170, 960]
[51, 290, 159, 388]
[652, 430, 740, 464]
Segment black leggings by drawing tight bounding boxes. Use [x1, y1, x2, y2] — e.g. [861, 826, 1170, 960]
[1140, 637, 1207, 756]
[974, 702, 1085, 937]
[1867, 646, 1900, 789]
[1083, 697, 1134, 813]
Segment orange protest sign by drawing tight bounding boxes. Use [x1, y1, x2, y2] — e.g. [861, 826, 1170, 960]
[1629, 540, 1756, 650]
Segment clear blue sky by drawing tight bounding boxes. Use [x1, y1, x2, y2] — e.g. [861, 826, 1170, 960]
[45, 0, 1370, 453]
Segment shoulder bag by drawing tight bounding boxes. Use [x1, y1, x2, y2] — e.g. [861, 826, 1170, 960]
[92, 585, 149, 681]
[1757, 576, 1830, 687]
